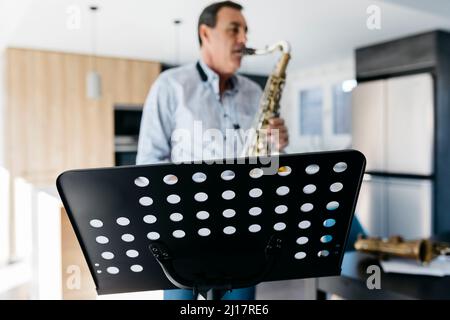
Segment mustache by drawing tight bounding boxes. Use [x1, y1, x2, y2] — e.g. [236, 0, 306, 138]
[232, 45, 245, 53]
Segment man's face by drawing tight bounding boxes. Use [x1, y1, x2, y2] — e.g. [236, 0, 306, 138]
[201, 7, 248, 75]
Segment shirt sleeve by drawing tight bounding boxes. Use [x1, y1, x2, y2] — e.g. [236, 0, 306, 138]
[136, 76, 175, 164]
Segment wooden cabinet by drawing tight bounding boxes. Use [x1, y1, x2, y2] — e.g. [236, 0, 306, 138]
[5, 48, 160, 186]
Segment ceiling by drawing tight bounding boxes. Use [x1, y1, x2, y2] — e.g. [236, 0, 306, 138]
[1, 0, 450, 74]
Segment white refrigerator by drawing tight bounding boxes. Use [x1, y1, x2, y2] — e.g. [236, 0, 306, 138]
[352, 73, 434, 239]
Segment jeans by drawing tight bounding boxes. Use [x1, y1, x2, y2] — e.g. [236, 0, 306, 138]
[164, 216, 365, 300]
[164, 286, 255, 300]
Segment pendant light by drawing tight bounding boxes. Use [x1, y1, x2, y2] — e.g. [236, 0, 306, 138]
[87, 5, 101, 99]
[173, 19, 182, 65]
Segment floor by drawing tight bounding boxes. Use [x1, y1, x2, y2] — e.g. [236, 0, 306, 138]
[256, 279, 312, 300]
[0, 279, 314, 300]
[0, 283, 31, 300]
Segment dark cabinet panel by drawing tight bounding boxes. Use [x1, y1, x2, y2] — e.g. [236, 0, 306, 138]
[356, 31, 439, 80]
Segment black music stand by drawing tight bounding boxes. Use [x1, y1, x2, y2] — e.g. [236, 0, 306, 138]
[56, 150, 365, 300]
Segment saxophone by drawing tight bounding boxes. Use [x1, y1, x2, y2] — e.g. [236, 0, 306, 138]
[241, 41, 291, 157]
[354, 235, 450, 264]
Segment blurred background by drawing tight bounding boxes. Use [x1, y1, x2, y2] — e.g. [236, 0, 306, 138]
[1, 0, 450, 299]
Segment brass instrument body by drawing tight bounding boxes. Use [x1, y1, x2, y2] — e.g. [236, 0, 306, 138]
[354, 235, 449, 264]
[241, 41, 291, 157]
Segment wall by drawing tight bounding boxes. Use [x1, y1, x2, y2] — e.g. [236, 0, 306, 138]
[0, 50, 5, 168]
[281, 58, 355, 153]
[0, 50, 8, 266]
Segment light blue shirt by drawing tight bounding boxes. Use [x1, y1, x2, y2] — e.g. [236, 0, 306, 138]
[136, 60, 263, 164]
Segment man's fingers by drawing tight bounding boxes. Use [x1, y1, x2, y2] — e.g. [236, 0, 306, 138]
[268, 117, 285, 126]
[268, 127, 288, 135]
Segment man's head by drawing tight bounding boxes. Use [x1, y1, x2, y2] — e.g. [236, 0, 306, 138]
[198, 1, 247, 77]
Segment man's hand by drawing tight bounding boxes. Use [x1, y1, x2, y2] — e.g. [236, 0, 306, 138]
[268, 117, 289, 151]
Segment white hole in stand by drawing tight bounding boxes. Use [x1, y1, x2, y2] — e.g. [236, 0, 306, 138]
[90, 219, 103, 228]
[298, 220, 311, 229]
[303, 184, 317, 194]
[116, 217, 130, 226]
[173, 230, 186, 238]
[275, 205, 288, 214]
[274, 222, 287, 231]
[167, 194, 181, 204]
[221, 170, 235, 181]
[249, 188, 262, 198]
[294, 252, 307, 260]
[195, 192, 208, 202]
[223, 209, 236, 218]
[324, 219, 336, 228]
[222, 190, 235, 200]
[121, 234, 135, 242]
[318, 250, 330, 257]
[147, 232, 160, 240]
[249, 224, 261, 233]
[170, 213, 183, 222]
[321, 235, 333, 243]
[249, 207, 262, 216]
[277, 166, 292, 176]
[333, 162, 348, 173]
[96, 236, 109, 244]
[101, 252, 114, 260]
[305, 164, 320, 175]
[326, 201, 340, 211]
[97, 270, 102, 274]
[94, 263, 99, 267]
[330, 182, 343, 193]
[143, 215, 157, 224]
[192, 172, 207, 183]
[139, 197, 153, 206]
[163, 174, 178, 185]
[249, 168, 264, 179]
[296, 237, 309, 245]
[198, 228, 211, 237]
[126, 250, 139, 258]
[276, 186, 289, 196]
[223, 226, 236, 235]
[106, 267, 119, 275]
[134, 177, 149, 187]
[130, 265, 143, 272]
[196, 211, 210, 220]
[300, 203, 314, 212]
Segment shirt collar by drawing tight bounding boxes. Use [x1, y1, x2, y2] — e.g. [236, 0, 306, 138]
[197, 60, 239, 96]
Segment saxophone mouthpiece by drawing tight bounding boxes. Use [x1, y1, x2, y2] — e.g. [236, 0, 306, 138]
[241, 47, 257, 56]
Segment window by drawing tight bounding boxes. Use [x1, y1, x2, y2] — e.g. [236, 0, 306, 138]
[299, 88, 323, 135]
[332, 81, 355, 135]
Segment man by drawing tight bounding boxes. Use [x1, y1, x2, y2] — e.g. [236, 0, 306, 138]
[136, 1, 289, 299]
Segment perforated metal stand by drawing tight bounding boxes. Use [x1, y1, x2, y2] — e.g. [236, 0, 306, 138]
[56, 150, 366, 299]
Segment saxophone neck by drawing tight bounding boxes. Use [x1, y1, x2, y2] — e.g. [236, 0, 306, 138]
[274, 52, 291, 78]
[242, 41, 291, 56]
[242, 41, 291, 78]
